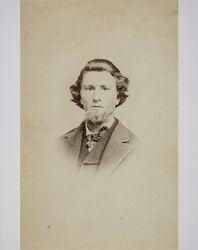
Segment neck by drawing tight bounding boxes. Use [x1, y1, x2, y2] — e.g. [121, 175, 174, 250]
[86, 114, 115, 133]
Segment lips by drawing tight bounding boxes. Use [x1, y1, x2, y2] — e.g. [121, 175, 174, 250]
[92, 105, 103, 108]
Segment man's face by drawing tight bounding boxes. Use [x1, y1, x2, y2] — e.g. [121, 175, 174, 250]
[80, 71, 119, 124]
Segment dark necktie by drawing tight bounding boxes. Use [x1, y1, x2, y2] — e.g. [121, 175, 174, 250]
[86, 126, 108, 150]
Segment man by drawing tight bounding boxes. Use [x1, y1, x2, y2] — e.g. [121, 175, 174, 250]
[59, 59, 137, 176]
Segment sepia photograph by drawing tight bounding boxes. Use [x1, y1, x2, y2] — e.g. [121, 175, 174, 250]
[21, 1, 178, 249]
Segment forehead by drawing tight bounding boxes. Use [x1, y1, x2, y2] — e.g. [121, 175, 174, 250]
[81, 71, 116, 86]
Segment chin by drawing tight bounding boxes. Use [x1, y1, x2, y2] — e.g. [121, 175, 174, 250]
[88, 116, 104, 125]
[86, 110, 106, 124]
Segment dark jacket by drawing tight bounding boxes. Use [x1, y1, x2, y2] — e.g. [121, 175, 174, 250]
[59, 120, 137, 176]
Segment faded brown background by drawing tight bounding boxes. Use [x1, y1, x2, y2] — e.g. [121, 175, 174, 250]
[21, 0, 177, 249]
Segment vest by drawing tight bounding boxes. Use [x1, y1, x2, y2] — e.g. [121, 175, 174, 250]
[77, 120, 118, 172]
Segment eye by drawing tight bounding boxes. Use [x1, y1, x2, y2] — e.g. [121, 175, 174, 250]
[84, 85, 94, 90]
[101, 85, 110, 90]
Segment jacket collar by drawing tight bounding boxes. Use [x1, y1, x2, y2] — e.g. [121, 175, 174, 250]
[65, 120, 136, 175]
[99, 120, 135, 175]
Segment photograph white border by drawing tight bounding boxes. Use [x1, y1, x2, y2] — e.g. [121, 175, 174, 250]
[0, 1, 20, 249]
[179, 1, 198, 249]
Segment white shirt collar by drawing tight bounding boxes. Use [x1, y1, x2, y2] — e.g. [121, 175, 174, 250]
[85, 117, 115, 136]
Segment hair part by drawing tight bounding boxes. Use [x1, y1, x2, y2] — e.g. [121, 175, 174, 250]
[70, 59, 130, 109]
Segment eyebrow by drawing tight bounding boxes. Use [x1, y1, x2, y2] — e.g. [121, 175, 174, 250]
[100, 84, 111, 89]
[83, 84, 95, 88]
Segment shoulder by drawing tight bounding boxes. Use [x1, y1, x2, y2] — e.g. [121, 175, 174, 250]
[61, 127, 78, 140]
[58, 122, 84, 146]
[58, 127, 79, 149]
[57, 126, 80, 155]
[115, 120, 138, 144]
[61, 121, 85, 138]
[127, 128, 138, 143]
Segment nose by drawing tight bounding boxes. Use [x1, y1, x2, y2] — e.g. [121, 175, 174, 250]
[93, 89, 101, 102]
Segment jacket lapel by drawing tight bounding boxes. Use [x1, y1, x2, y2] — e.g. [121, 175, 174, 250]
[99, 121, 135, 175]
[64, 120, 136, 175]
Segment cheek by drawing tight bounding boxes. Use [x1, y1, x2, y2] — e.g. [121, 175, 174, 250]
[105, 94, 118, 107]
[80, 91, 86, 104]
[80, 97, 87, 107]
[80, 94, 91, 109]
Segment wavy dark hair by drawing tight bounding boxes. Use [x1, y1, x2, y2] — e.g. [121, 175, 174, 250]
[70, 59, 130, 109]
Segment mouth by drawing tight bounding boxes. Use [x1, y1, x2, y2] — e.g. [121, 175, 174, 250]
[91, 105, 103, 108]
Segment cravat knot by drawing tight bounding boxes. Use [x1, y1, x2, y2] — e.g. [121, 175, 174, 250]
[86, 126, 108, 150]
